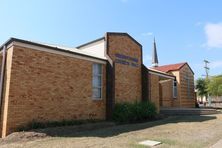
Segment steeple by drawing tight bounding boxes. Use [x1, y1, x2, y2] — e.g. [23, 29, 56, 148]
[152, 37, 159, 67]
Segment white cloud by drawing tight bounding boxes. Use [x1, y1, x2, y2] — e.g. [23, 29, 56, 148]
[205, 23, 222, 48]
[141, 32, 153, 36]
[210, 61, 222, 69]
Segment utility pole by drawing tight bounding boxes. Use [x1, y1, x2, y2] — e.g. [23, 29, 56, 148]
[204, 60, 210, 79]
[203, 60, 210, 106]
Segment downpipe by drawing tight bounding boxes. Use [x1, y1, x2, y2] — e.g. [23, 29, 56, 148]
[0, 46, 7, 107]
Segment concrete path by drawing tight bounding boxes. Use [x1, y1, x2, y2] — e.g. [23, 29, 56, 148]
[211, 139, 222, 148]
[160, 107, 220, 115]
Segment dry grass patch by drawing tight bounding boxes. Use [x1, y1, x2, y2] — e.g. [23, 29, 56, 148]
[1, 114, 222, 148]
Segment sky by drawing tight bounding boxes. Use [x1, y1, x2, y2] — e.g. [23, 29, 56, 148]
[0, 0, 222, 79]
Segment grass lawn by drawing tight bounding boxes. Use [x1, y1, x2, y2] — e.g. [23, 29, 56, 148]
[1, 114, 222, 148]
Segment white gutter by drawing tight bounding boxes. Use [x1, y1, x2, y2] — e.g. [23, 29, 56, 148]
[0, 46, 6, 106]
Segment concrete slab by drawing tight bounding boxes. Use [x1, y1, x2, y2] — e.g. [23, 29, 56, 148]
[211, 139, 222, 148]
[160, 107, 219, 115]
[139, 140, 161, 147]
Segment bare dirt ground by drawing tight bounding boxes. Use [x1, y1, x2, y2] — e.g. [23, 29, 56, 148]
[1, 114, 222, 148]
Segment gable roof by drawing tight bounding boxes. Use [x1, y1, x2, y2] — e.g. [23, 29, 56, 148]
[152, 62, 194, 74]
[76, 37, 105, 49]
[76, 32, 142, 49]
[0, 38, 107, 61]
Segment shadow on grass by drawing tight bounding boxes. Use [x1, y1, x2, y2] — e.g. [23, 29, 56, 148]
[31, 115, 217, 138]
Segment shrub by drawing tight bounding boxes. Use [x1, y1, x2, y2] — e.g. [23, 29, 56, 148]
[17, 119, 102, 131]
[112, 101, 157, 123]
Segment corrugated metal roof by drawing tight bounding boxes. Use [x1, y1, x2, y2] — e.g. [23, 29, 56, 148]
[1, 38, 107, 61]
[29, 40, 107, 60]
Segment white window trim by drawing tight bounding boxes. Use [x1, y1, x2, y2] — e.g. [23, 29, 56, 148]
[92, 63, 103, 100]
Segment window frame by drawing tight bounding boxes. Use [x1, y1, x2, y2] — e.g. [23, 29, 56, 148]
[173, 79, 178, 99]
[185, 73, 191, 99]
[187, 75, 191, 99]
[92, 63, 102, 100]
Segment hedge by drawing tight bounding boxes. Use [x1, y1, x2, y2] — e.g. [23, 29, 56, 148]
[112, 101, 157, 123]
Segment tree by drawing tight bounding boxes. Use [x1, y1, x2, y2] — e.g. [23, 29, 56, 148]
[218, 84, 222, 96]
[208, 75, 222, 98]
[196, 78, 208, 102]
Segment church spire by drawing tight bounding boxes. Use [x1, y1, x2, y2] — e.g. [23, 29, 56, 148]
[152, 37, 159, 67]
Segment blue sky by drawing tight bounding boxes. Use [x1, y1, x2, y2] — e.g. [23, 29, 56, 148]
[0, 0, 222, 79]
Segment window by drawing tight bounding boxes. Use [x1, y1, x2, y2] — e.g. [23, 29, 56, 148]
[173, 80, 177, 98]
[187, 75, 190, 99]
[92, 63, 102, 99]
[185, 73, 191, 99]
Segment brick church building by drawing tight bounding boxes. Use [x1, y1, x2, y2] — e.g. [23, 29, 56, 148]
[0, 32, 195, 137]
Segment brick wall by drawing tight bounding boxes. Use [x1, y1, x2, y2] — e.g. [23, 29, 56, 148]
[107, 33, 142, 103]
[158, 64, 195, 108]
[159, 79, 180, 107]
[1, 46, 106, 137]
[149, 74, 160, 112]
[178, 64, 195, 107]
[159, 80, 173, 107]
[0, 47, 14, 137]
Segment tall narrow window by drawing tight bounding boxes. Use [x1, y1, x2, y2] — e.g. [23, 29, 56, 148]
[187, 74, 190, 99]
[185, 73, 191, 99]
[92, 63, 102, 99]
[173, 80, 177, 98]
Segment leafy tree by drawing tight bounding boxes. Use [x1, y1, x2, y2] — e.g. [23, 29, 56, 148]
[208, 75, 222, 98]
[218, 84, 222, 96]
[196, 78, 208, 102]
